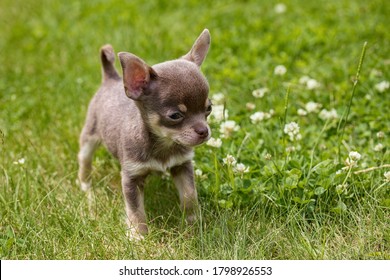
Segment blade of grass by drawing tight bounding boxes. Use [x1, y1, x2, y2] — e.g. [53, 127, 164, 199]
[282, 85, 291, 168]
[337, 42, 368, 161]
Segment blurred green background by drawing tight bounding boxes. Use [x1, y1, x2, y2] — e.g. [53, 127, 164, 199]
[0, 0, 389, 259]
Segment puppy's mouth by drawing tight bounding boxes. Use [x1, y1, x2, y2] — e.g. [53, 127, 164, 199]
[174, 138, 208, 147]
[149, 120, 211, 148]
[173, 129, 211, 147]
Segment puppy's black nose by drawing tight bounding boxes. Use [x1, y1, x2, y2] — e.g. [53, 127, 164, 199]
[194, 125, 209, 138]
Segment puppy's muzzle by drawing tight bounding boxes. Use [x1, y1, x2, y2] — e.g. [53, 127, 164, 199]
[194, 124, 209, 139]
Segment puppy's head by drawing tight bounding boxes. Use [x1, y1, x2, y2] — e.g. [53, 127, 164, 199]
[118, 29, 212, 147]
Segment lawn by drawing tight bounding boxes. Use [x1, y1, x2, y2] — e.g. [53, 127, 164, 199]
[0, 0, 389, 259]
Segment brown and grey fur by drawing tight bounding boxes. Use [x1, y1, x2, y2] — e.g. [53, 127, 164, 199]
[78, 30, 211, 239]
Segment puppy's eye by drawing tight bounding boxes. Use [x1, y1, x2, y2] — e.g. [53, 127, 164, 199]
[205, 104, 212, 116]
[169, 112, 184, 120]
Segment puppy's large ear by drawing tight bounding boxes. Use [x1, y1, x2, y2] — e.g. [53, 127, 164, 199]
[182, 29, 211, 67]
[118, 52, 157, 100]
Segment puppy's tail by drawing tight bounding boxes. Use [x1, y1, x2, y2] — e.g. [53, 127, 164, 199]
[100, 44, 120, 82]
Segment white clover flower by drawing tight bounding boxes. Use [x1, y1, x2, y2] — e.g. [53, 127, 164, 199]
[374, 143, 384, 152]
[195, 169, 207, 180]
[336, 169, 344, 175]
[287, 135, 301, 142]
[274, 65, 287, 76]
[264, 153, 272, 160]
[370, 69, 382, 78]
[306, 79, 321, 90]
[287, 134, 301, 141]
[319, 108, 338, 120]
[384, 171, 390, 182]
[13, 158, 26, 165]
[286, 146, 296, 153]
[246, 102, 256, 111]
[252, 87, 269, 98]
[212, 93, 225, 105]
[207, 137, 222, 148]
[299, 75, 310, 85]
[250, 111, 272, 124]
[258, 139, 265, 146]
[250, 112, 266, 124]
[336, 184, 348, 194]
[223, 154, 237, 166]
[195, 169, 203, 177]
[220, 120, 240, 138]
[297, 108, 307, 116]
[299, 76, 320, 90]
[284, 122, 299, 135]
[344, 151, 361, 169]
[349, 151, 361, 162]
[284, 121, 299, 135]
[269, 109, 275, 116]
[210, 105, 228, 122]
[233, 163, 250, 174]
[305, 101, 322, 113]
[377, 131, 385, 139]
[345, 158, 358, 168]
[274, 3, 287, 14]
[375, 81, 390, 92]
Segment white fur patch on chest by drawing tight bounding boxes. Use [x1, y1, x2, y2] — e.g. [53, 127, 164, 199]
[123, 151, 194, 176]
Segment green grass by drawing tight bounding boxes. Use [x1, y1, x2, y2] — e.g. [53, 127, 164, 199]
[1, 0, 389, 259]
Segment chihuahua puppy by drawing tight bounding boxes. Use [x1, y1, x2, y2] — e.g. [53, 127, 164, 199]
[78, 29, 211, 239]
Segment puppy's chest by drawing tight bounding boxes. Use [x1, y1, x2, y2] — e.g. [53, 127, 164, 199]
[123, 151, 194, 176]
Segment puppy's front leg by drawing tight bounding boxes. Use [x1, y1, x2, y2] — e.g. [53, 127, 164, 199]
[171, 161, 198, 224]
[121, 172, 148, 240]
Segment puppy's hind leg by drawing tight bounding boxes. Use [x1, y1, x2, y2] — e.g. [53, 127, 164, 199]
[78, 130, 100, 216]
[78, 135, 100, 192]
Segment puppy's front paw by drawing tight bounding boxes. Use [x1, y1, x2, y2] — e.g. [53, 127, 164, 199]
[186, 213, 197, 225]
[126, 227, 145, 241]
[80, 181, 91, 192]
